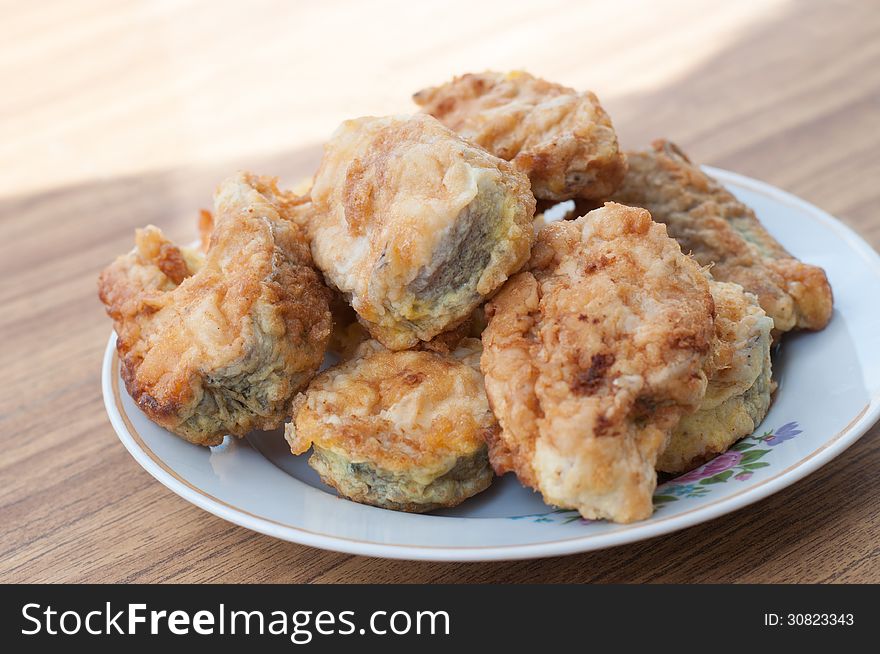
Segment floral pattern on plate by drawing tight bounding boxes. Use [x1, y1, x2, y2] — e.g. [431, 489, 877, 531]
[511, 422, 803, 523]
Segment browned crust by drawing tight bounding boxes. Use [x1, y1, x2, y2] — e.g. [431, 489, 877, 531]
[415, 71, 627, 201]
[98, 173, 332, 446]
[481, 203, 715, 522]
[309, 114, 535, 350]
[610, 139, 833, 334]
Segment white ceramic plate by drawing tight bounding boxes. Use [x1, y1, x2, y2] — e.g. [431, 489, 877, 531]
[102, 168, 880, 561]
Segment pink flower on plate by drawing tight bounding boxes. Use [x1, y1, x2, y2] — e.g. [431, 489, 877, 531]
[735, 471, 753, 481]
[702, 451, 742, 476]
[672, 467, 708, 483]
[672, 450, 742, 484]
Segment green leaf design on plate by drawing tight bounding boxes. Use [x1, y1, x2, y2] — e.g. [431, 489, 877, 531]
[729, 441, 756, 451]
[742, 461, 771, 470]
[740, 449, 770, 464]
[700, 470, 734, 485]
[653, 495, 679, 504]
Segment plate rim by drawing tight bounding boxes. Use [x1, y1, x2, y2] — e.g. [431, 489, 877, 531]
[102, 168, 880, 561]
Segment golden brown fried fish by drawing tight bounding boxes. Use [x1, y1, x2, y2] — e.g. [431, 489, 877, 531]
[98, 173, 332, 446]
[610, 140, 833, 334]
[309, 114, 535, 351]
[286, 338, 495, 512]
[481, 203, 715, 523]
[327, 291, 476, 361]
[414, 71, 627, 202]
[659, 280, 774, 473]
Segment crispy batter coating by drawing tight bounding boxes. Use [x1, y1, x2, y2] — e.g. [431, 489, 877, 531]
[659, 281, 774, 473]
[309, 114, 535, 350]
[286, 338, 496, 512]
[481, 203, 715, 523]
[98, 172, 332, 446]
[414, 71, 627, 202]
[610, 140, 833, 334]
[327, 291, 476, 360]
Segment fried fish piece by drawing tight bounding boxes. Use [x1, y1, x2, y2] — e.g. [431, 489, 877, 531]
[286, 338, 496, 512]
[309, 114, 535, 351]
[414, 71, 627, 202]
[98, 173, 332, 446]
[659, 280, 774, 473]
[481, 203, 715, 523]
[326, 291, 473, 360]
[610, 140, 833, 334]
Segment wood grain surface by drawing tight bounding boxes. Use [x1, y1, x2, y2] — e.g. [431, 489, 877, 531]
[2, 0, 878, 583]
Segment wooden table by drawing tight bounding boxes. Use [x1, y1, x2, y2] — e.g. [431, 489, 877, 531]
[2, 0, 878, 583]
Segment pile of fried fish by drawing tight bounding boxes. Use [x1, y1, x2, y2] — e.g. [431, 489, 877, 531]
[99, 71, 832, 523]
